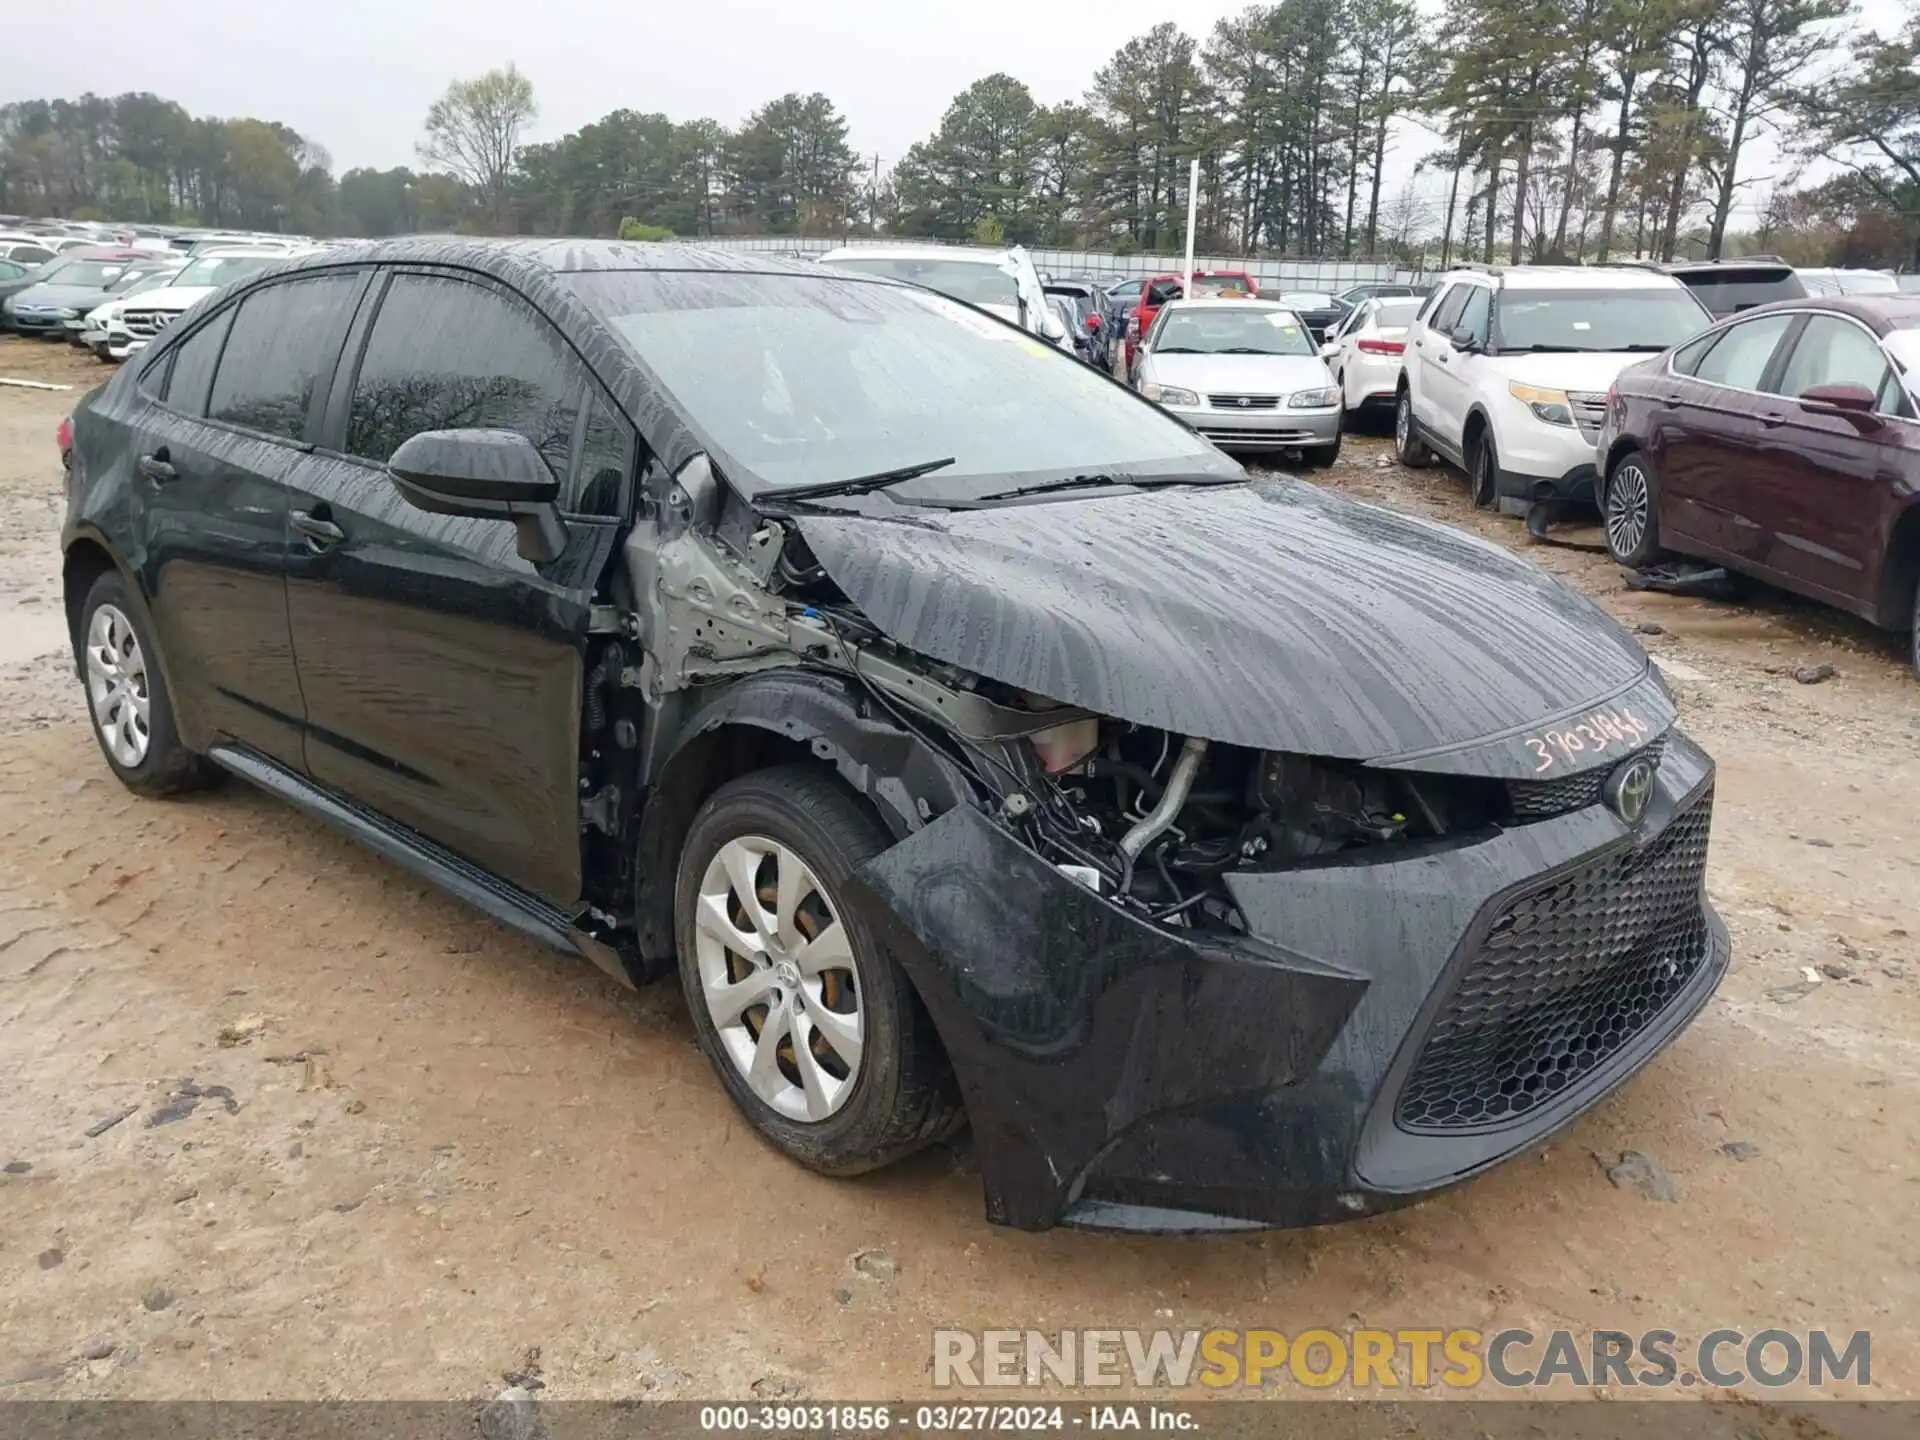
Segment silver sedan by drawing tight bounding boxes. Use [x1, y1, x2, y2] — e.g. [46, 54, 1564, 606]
[1132, 299, 1343, 466]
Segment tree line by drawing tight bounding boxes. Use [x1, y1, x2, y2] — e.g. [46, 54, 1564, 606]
[1, 4, 1913, 267]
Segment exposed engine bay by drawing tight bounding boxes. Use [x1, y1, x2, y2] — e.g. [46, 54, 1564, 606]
[605, 457, 1519, 935]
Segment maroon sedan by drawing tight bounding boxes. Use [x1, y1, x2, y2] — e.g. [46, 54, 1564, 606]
[1596, 295, 1920, 673]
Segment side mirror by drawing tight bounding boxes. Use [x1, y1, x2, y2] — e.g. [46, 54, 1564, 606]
[1040, 312, 1067, 343]
[1448, 326, 1479, 352]
[388, 428, 569, 565]
[1799, 382, 1879, 427]
[1319, 342, 1340, 359]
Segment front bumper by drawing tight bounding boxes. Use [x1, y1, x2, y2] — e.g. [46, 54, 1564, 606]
[1164, 401, 1342, 451]
[848, 728, 1726, 1231]
[8, 312, 71, 335]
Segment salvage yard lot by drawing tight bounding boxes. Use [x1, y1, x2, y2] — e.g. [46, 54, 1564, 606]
[1, 332, 1917, 1404]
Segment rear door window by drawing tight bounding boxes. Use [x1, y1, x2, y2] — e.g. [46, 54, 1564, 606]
[1678, 271, 1806, 317]
[159, 309, 235, 417]
[1692, 314, 1795, 391]
[206, 273, 362, 442]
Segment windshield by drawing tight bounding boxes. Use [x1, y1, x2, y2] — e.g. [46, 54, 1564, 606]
[173, 254, 281, 288]
[1373, 299, 1422, 328]
[107, 266, 178, 295]
[819, 256, 1019, 310]
[1152, 308, 1316, 356]
[1277, 292, 1335, 310]
[573, 271, 1227, 492]
[1835, 272, 1898, 295]
[1495, 289, 1707, 352]
[39, 259, 127, 287]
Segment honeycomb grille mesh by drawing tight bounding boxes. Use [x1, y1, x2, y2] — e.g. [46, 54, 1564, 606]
[1396, 790, 1713, 1132]
[1508, 735, 1667, 820]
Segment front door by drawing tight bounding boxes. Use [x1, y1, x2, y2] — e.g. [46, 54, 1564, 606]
[1663, 311, 1799, 557]
[284, 268, 634, 906]
[1748, 314, 1903, 607]
[128, 271, 366, 767]
[1409, 282, 1469, 446]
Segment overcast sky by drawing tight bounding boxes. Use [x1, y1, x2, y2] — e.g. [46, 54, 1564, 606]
[6, 0, 1908, 226]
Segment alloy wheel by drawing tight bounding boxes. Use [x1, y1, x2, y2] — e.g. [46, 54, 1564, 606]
[693, 835, 864, 1123]
[1395, 394, 1411, 452]
[85, 603, 150, 768]
[1607, 462, 1651, 559]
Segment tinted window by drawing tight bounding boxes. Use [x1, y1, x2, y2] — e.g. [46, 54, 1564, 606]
[576, 389, 633, 516]
[207, 274, 360, 441]
[1677, 269, 1806, 317]
[346, 273, 582, 486]
[160, 308, 234, 417]
[1692, 314, 1794, 390]
[1772, 316, 1894, 406]
[1428, 284, 1470, 334]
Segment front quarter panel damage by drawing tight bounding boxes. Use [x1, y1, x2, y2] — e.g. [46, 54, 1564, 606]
[842, 804, 1369, 1230]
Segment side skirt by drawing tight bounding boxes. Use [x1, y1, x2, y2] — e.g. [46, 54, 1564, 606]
[205, 744, 636, 988]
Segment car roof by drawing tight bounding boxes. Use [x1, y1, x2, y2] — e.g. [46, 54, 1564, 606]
[1735, 294, 1920, 332]
[1435, 265, 1687, 291]
[1156, 297, 1291, 312]
[816, 244, 1010, 265]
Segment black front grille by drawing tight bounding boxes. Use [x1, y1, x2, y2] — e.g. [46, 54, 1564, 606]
[1207, 393, 1280, 409]
[1508, 735, 1667, 820]
[1396, 790, 1713, 1132]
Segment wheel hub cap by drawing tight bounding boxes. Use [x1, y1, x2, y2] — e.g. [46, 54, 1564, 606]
[693, 835, 865, 1123]
[84, 603, 150, 768]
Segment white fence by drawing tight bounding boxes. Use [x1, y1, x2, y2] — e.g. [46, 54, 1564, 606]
[675, 235, 1414, 290]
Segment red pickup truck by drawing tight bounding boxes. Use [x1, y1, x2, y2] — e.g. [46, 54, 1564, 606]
[1125, 270, 1259, 373]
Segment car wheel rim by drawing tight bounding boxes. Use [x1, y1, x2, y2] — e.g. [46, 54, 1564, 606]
[1395, 396, 1410, 451]
[1607, 463, 1650, 558]
[694, 835, 863, 1123]
[85, 603, 150, 768]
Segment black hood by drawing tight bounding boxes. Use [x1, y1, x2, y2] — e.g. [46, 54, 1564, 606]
[795, 478, 1658, 770]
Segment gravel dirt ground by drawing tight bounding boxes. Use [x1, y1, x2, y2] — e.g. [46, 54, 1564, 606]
[1, 333, 1916, 1411]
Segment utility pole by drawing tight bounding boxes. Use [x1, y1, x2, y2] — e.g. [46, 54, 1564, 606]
[869, 152, 881, 235]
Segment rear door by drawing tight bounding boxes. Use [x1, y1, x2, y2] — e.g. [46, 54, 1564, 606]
[284, 267, 634, 906]
[126, 271, 366, 767]
[1749, 313, 1906, 608]
[1663, 311, 1799, 556]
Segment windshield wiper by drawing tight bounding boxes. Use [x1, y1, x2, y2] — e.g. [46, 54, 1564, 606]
[1153, 346, 1203, 353]
[1503, 343, 1593, 353]
[758, 456, 957, 504]
[1219, 346, 1281, 355]
[1612, 343, 1673, 352]
[959, 472, 1240, 505]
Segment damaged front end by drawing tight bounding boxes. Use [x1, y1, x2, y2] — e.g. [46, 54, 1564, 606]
[616, 459, 1729, 1232]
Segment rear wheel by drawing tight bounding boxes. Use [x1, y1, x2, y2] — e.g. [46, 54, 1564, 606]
[674, 766, 961, 1175]
[1394, 388, 1432, 468]
[1907, 579, 1918, 680]
[77, 570, 217, 797]
[1602, 451, 1667, 570]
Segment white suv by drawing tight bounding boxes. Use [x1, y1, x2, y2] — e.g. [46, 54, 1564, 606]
[1394, 266, 1710, 513]
[815, 244, 1072, 352]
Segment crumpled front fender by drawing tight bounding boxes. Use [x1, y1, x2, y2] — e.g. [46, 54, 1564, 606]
[843, 805, 1368, 1231]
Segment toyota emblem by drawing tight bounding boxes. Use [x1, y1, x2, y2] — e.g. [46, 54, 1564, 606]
[1236, 396, 1251, 408]
[1603, 755, 1657, 824]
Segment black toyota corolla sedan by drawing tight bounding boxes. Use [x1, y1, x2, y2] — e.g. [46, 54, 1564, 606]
[60, 240, 1728, 1232]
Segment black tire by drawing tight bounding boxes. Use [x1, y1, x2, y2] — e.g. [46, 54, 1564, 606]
[1601, 450, 1668, 570]
[76, 570, 217, 797]
[1907, 579, 1918, 681]
[1469, 426, 1499, 509]
[1394, 388, 1432, 468]
[674, 765, 962, 1175]
[1302, 434, 1342, 468]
